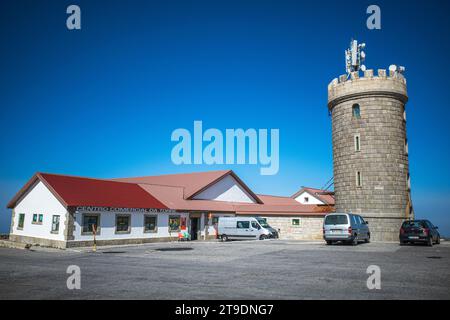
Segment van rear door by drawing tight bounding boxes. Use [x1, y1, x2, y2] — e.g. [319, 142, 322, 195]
[324, 214, 349, 236]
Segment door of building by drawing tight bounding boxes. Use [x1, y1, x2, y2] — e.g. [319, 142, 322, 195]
[190, 218, 199, 240]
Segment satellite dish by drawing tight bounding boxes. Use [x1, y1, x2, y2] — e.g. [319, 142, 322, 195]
[389, 64, 397, 72]
[360, 65, 367, 72]
[360, 51, 366, 59]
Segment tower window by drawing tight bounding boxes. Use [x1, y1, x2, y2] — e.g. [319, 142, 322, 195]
[407, 173, 411, 190]
[404, 138, 408, 155]
[356, 171, 362, 187]
[352, 104, 361, 118]
[354, 134, 361, 152]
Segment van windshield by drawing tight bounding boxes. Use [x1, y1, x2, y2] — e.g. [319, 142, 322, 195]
[325, 215, 348, 225]
[256, 218, 270, 228]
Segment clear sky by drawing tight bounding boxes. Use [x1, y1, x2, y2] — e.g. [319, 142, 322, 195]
[1, 0, 449, 235]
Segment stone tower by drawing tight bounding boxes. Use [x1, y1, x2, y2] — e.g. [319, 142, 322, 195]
[327, 45, 413, 241]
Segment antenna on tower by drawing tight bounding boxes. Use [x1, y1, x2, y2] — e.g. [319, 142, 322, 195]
[389, 64, 406, 75]
[345, 39, 366, 75]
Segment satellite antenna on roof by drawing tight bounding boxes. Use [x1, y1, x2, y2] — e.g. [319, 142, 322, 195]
[345, 39, 366, 74]
[389, 64, 406, 74]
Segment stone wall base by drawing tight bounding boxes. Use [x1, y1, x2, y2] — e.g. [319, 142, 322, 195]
[364, 216, 403, 242]
[9, 234, 67, 249]
[66, 237, 177, 248]
[8, 234, 219, 249]
[265, 216, 325, 241]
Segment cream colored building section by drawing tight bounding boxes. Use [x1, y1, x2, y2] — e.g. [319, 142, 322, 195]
[193, 175, 256, 203]
[265, 216, 324, 240]
[294, 191, 325, 205]
[11, 181, 67, 241]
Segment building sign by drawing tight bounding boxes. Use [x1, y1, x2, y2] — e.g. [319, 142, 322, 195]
[75, 206, 175, 214]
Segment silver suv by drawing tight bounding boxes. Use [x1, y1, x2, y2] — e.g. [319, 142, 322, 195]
[323, 213, 370, 245]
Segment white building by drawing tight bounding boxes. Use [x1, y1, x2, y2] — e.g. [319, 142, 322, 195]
[7, 170, 334, 248]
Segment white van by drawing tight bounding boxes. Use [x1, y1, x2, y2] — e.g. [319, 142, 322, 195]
[217, 217, 277, 241]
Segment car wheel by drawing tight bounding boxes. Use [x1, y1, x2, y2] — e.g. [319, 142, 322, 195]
[260, 235, 267, 240]
[365, 234, 370, 243]
[436, 237, 441, 245]
[399, 240, 405, 246]
[221, 235, 228, 242]
[326, 240, 332, 245]
[427, 237, 433, 247]
[352, 236, 358, 246]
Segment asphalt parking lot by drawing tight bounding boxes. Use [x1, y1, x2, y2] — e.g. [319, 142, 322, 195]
[0, 240, 449, 300]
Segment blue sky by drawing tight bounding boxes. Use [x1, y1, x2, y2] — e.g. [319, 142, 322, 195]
[1, 0, 449, 235]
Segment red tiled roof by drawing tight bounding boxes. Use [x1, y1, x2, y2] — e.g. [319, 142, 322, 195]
[112, 170, 262, 203]
[138, 184, 330, 216]
[7, 173, 168, 209]
[7, 171, 334, 217]
[112, 170, 231, 198]
[236, 194, 331, 216]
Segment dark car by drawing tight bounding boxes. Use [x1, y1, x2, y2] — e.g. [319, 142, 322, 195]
[399, 220, 440, 246]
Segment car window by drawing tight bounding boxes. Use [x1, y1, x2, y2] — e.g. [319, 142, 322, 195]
[357, 216, 365, 225]
[324, 215, 348, 225]
[402, 221, 426, 228]
[251, 221, 259, 229]
[237, 221, 250, 229]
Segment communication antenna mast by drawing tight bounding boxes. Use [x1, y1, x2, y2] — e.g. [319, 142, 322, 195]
[345, 39, 366, 74]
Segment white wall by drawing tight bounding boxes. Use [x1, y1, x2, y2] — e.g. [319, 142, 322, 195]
[193, 175, 256, 203]
[294, 191, 324, 205]
[12, 181, 67, 241]
[204, 212, 234, 237]
[72, 211, 189, 241]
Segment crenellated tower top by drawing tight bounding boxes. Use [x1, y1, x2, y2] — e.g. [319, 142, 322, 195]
[328, 68, 408, 111]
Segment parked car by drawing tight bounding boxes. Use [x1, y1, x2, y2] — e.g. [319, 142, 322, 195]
[399, 220, 440, 246]
[218, 217, 278, 241]
[323, 213, 370, 245]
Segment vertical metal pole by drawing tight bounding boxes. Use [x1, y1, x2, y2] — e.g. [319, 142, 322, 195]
[92, 224, 97, 252]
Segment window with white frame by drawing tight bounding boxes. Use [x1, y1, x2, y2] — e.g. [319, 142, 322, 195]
[144, 215, 157, 233]
[116, 214, 131, 234]
[32, 214, 43, 225]
[17, 213, 25, 230]
[51, 215, 60, 233]
[82, 214, 100, 235]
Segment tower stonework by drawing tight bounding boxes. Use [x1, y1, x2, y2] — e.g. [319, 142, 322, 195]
[328, 69, 412, 241]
